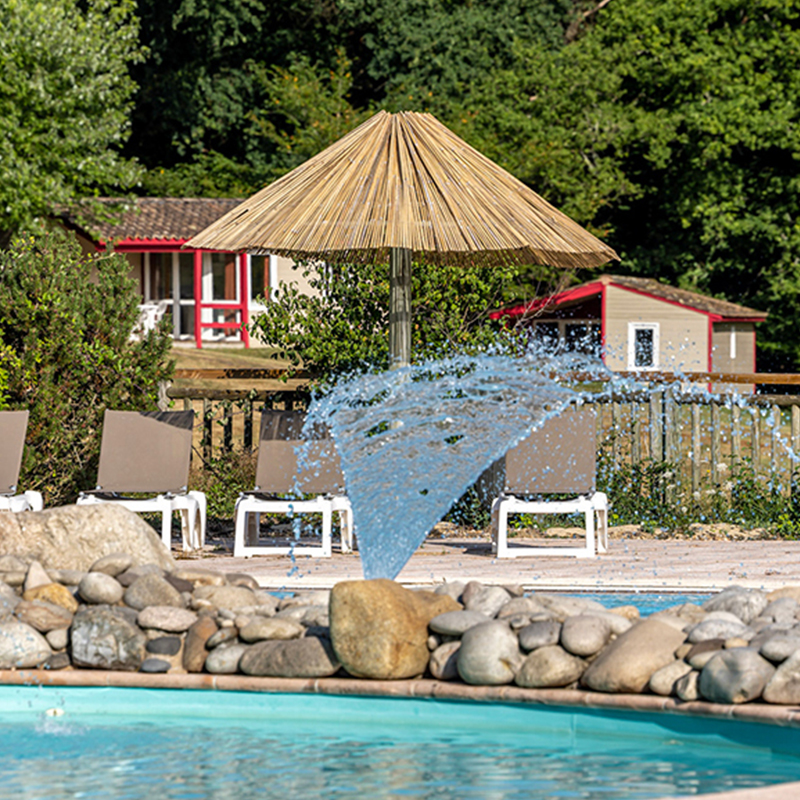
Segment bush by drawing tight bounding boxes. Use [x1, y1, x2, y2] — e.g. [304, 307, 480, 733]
[0, 231, 173, 504]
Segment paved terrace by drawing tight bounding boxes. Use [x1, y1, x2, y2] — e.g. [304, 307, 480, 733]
[184, 535, 800, 594]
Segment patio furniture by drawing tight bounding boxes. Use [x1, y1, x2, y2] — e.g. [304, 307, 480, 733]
[0, 410, 43, 512]
[234, 409, 352, 558]
[491, 407, 608, 558]
[77, 410, 205, 551]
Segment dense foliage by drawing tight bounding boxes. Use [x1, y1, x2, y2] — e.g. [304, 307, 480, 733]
[0, 233, 173, 504]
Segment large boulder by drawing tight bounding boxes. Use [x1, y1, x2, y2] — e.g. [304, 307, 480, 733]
[0, 619, 52, 668]
[329, 579, 459, 680]
[70, 606, 146, 671]
[699, 648, 775, 704]
[763, 651, 800, 704]
[0, 505, 175, 572]
[239, 636, 340, 678]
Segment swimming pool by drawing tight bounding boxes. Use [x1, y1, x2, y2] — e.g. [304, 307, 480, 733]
[2, 686, 799, 800]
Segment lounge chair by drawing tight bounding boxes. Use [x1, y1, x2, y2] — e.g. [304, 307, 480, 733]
[491, 406, 608, 558]
[233, 409, 353, 558]
[77, 410, 206, 551]
[0, 410, 43, 512]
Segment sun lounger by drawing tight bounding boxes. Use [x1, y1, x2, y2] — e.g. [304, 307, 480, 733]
[0, 410, 43, 512]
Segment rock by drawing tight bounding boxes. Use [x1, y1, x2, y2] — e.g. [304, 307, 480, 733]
[239, 618, 305, 642]
[687, 619, 750, 644]
[1, 572, 25, 588]
[534, 593, 607, 621]
[0, 619, 52, 668]
[193, 585, 257, 611]
[45, 628, 69, 651]
[24, 561, 52, 593]
[124, 574, 184, 611]
[0, 555, 27, 572]
[496, 596, 546, 620]
[206, 642, 249, 674]
[464, 585, 512, 618]
[90, 553, 134, 577]
[760, 598, 799, 625]
[108, 605, 140, 628]
[79, 573, 125, 605]
[23, 583, 79, 613]
[457, 621, 522, 685]
[429, 641, 461, 680]
[560, 615, 613, 657]
[664, 603, 707, 624]
[609, 605, 640, 621]
[183, 616, 219, 672]
[760, 632, 800, 663]
[146, 636, 182, 656]
[685, 639, 726, 669]
[137, 606, 198, 633]
[515, 645, 586, 688]
[329, 579, 459, 680]
[239, 636, 340, 678]
[0, 505, 175, 571]
[70, 606, 146, 671]
[0, 582, 20, 614]
[275, 605, 328, 627]
[766, 586, 800, 604]
[165, 574, 194, 594]
[45, 652, 71, 670]
[49, 569, 86, 586]
[252, 591, 280, 613]
[675, 670, 701, 701]
[206, 628, 240, 649]
[460, 581, 485, 607]
[171, 567, 227, 588]
[14, 600, 72, 633]
[582, 619, 687, 694]
[649, 612, 690, 633]
[764, 651, 800, 704]
[725, 637, 750, 649]
[649, 660, 694, 696]
[434, 582, 465, 603]
[519, 620, 562, 652]
[140, 658, 171, 673]
[278, 590, 331, 611]
[429, 610, 491, 636]
[702, 587, 768, 624]
[699, 649, 775, 704]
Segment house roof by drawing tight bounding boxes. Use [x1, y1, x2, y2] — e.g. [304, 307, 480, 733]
[58, 197, 244, 246]
[494, 274, 767, 322]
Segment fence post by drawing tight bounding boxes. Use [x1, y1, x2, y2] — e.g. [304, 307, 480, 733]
[223, 402, 233, 454]
[711, 401, 721, 486]
[203, 398, 213, 463]
[244, 399, 253, 453]
[731, 403, 741, 476]
[631, 402, 642, 465]
[664, 390, 680, 502]
[752, 406, 761, 477]
[649, 391, 663, 462]
[611, 400, 620, 470]
[692, 402, 701, 494]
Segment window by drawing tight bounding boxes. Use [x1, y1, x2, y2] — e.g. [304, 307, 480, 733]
[628, 323, 659, 369]
[250, 255, 269, 302]
[532, 320, 601, 357]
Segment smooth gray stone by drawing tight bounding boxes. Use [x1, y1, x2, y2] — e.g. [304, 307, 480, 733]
[239, 617, 304, 642]
[252, 591, 280, 613]
[685, 639, 725, 669]
[278, 590, 330, 611]
[464, 586, 512, 618]
[0, 582, 20, 614]
[675, 670, 701, 701]
[699, 648, 775, 704]
[0, 556, 27, 572]
[760, 633, 800, 663]
[761, 597, 799, 625]
[226, 573, 261, 591]
[206, 628, 240, 649]
[124, 574, 184, 611]
[533, 593, 608, 622]
[79, 572, 124, 605]
[456, 621, 522, 686]
[44, 652, 71, 670]
[49, 569, 86, 586]
[90, 553, 134, 577]
[515, 645, 586, 688]
[274, 604, 329, 627]
[205, 643, 249, 674]
[764, 651, 800, 704]
[165, 574, 194, 594]
[687, 619, 750, 644]
[496, 596, 547, 620]
[702, 587, 768, 624]
[124, 564, 165, 579]
[14, 600, 72, 633]
[146, 636, 182, 656]
[560, 615, 613, 657]
[137, 606, 197, 633]
[518, 620, 562, 652]
[45, 627, 69, 651]
[429, 641, 461, 681]
[649, 659, 693, 696]
[70, 606, 146, 671]
[0, 619, 52, 668]
[239, 636, 339, 678]
[429, 610, 491, 637]
[433, 582, 465, 604]
[193, 585, 258, 611]
[140, 658, 170, 673]
[24, 561, 51, 593]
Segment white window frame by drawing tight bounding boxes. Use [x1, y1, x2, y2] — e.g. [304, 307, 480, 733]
[627, 322, 660, 370]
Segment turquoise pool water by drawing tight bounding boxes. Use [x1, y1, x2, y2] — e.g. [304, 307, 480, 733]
[1, 686, 799, 799]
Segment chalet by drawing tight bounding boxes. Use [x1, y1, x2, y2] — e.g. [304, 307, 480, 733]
[492, 275, 767, 388]
[58, 198, 314, 348]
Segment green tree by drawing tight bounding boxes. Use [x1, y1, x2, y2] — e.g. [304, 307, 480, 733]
[0, 0, 145, 239]
[0, 231, 174, 504]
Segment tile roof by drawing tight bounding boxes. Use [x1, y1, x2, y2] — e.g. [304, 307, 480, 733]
[58, 197, 244, 244]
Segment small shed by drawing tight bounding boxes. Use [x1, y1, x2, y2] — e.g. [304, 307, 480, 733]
[493, 275, 767, 389]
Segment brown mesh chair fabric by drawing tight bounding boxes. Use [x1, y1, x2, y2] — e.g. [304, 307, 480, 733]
[0, 410, 29, 495]
[95, 410, 194, 494]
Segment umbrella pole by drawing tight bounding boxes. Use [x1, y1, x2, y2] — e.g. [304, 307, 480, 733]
[389, 247, 412, 369]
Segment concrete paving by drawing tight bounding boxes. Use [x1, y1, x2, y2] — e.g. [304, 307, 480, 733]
[181, 535, 800, 593]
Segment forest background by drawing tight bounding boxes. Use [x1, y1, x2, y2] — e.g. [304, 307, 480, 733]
[2, 0, 799, 371]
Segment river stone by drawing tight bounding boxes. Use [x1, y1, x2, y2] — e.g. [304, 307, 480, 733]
[329, 579, 459, 680]
[760, 598, 799, 625]
[193, 585, 257, 611]
[0, 555, 27, 573]
[457, 621, 522, 685]
[560, 615, 614, 657]
[685, 639, 726, 667]
[252, 591, 280, 613]
[165, 574, 194, 595]
[70, 606, 146, 671]
[429, 610, 491, 636]
[676, 670, 701, 701]
[0, 619, 52, 667]
[79, 572, 125, 605]
[14, 600, 72, 632]
[429, 641, 461, 680]
[759, 632, 800, 663]
[582, 619, 687, 694]
[0, 505, 175, 571]
[46, 627, 69, 651]
[240, 636, 340, 678]
[206, 628, 240, 649]
[767, 586, 800, 604]
[515, 644, 586, 688]
[763, 651, 800, 703]
[140, 658, 171, 673]
[137, 606, 198, 632]
[172, 567, 227, 587]
[464, 586, 512, 618]
[434, 581, 465, 603]
[534, 593, 608, 622]
[183, 615, 219, 672]
[0, 582, 20, 614]
[609, 605, 641, 622]
[146, 636, 182, 656]
[279, 590, 331, 611]
[45, 652, 71, 670]
[460, 581, 485, 607]
[699, 648, 775, 704]
[687, 618, 750, 644]
[124, 574, 184, 611]
[649, 659, 694, 696]
[206, 642, 249, 674]
[275, 605, 328, 627]
[49, 569, 86, 586]
[648, 612, 689, 633]
[22, 582, 78, 613]
[239, 617, 304, 642]
[496, 596, 547, 619]
[90, 552, 134, 577]
[518, 620, 562, 652]
[24, 561, 52, 592]
[703, 588, 768, 624]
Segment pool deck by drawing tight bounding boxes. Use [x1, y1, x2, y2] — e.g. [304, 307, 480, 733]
[186, 535, 800, 593]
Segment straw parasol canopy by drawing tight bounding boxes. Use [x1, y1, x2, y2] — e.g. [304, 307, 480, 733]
[186, 110, 619, 365]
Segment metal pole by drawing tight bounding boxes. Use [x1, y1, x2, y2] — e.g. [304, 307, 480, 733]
[389, 247, 412, 368]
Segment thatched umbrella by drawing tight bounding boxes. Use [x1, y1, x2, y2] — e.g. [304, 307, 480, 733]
[186, 110, 619, 366]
